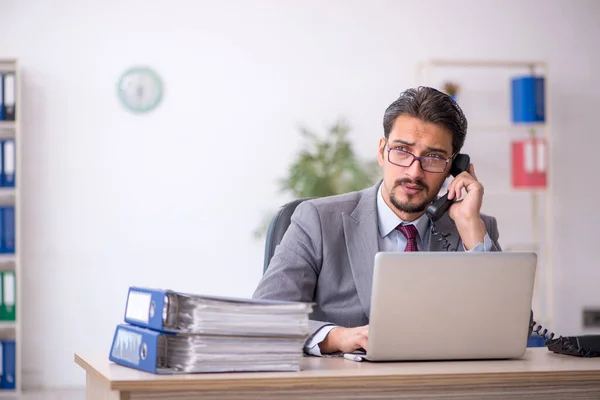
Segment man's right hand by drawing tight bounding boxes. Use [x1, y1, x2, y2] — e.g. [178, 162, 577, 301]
[318, 325, 369, 354]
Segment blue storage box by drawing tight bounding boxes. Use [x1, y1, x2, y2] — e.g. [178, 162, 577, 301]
[511, 76, 545, 123]
[527, 335, 547, 348]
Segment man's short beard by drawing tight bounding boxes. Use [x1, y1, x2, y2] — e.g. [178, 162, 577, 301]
[390, 195, 430, 214]
[389, 178, 437, 214]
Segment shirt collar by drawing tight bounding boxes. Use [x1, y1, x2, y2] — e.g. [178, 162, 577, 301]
[376, 182, 430, 240]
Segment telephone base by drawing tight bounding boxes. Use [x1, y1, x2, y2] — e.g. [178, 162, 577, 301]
[546, 335, 600, 358]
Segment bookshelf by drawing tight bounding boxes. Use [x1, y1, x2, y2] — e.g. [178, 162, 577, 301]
[415, 59, 553, 329]
[0, 58, 20, 395]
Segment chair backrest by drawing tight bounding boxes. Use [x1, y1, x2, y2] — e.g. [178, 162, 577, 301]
[263, 198, 312, 274]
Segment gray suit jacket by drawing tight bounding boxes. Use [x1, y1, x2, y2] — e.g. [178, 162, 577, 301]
[252, 182, 502, 338]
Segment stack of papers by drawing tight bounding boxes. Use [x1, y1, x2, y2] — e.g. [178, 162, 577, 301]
[175, 293, 313, 336]
[109, 287, 313, 374]
[161, 333, 308, 373]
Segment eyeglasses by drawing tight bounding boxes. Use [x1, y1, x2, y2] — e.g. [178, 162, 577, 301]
[386, 146, 452, 173]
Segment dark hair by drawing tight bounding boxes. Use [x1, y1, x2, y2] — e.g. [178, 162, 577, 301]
[383, 86, 467, 155]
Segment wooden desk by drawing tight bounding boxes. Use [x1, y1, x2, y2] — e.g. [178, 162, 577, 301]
[75, 348, 600, 400]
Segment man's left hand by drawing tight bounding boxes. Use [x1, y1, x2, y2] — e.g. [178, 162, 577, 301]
[447, 163, 487, 250]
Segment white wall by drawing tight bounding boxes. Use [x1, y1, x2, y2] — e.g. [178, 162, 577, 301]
[1, 0, 599, 389]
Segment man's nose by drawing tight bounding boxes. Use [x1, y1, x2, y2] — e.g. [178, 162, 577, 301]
[405, 157, 426, 180]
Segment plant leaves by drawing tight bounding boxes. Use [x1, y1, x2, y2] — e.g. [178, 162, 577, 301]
[256, 118, 381, 238]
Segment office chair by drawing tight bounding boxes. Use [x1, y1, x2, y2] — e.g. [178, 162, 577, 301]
[263, 198, 313, 274]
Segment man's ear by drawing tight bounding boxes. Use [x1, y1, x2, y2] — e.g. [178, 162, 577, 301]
[377, 138, 386, 166]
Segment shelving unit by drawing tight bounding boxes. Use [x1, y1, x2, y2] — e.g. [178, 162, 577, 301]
[415, 59, 553, 329]
[0, 59, 21, 395]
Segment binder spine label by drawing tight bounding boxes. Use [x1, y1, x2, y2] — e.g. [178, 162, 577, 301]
[3, 74, 15, 121]
[0, 72, 4, 121]
[111, 327, 143, 365]
[125, 291, 152, 323]
[3, 140, 14, 175]
[124, 287, 170, 331]
[3, 75, 13, 107]
[110, 324, 162, 373]
[3, 272, 14, 310]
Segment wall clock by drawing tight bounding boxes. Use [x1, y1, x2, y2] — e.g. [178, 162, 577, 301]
[117, 66, 163, 113]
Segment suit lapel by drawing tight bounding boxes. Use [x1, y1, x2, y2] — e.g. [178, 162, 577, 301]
[342, 184, 380, 319]
[428, 212, 462, 252]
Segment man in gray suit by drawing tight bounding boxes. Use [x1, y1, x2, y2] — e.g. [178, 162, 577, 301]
[253, 86, 502, 356]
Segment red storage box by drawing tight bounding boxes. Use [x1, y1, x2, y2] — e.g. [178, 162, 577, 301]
[511, 138, 547, 189]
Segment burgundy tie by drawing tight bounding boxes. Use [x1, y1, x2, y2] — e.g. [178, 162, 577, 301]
[396, 224, 419, 252]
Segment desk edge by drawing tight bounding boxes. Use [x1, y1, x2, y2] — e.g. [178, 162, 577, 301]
[105, 370, 600, 392]
[75, 353, 112, 388]
[74, 351, 600, 393]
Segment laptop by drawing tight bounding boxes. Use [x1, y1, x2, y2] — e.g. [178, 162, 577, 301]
[354, 252, 537, 362]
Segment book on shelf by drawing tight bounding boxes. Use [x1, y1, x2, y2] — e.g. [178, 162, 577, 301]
[0, 271, 15, 321]
[0, 206, 14, 255]
[1, 139, 15, 188]
[0, 73, 16, 122]
[0, 339, 15, 389]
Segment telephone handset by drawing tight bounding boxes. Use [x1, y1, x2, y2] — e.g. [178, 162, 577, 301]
[425, 153, 471, 222]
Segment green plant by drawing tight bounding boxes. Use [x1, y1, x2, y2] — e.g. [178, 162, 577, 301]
[254, 119, 380, 238]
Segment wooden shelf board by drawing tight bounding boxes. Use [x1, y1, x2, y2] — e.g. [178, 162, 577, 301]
[0, 122, 15, 131]
[0, 322, 16, 330]
[469, 124, 547, 132]
[421, 59, 547, 69]
[0, 254, 16, 266]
